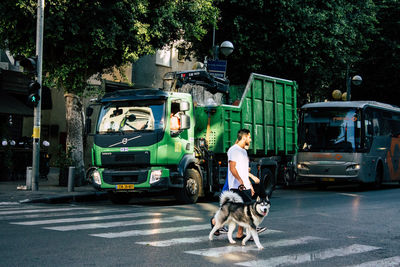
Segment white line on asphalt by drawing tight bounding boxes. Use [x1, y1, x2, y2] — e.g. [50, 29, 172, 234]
[44, 216, 202, 231]
[185, 235, 322, 257]
[235, 244, 380, 267]
[91, 224, 210, 238]
[10, 212, 163, 225]
[0, 202, 20, 206]
[137, 236, 210, 247]
[1, 209, 129, 221]
[344, 256, 400, 267]
[0, 207, 91, 215]
[139, 229, 283, 247]
[337, 193, 361, 197]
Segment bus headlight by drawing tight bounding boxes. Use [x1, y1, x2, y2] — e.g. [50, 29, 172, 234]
[297, 163, 309, 170]
[346, 164, 361, 171]
[150, 170, 162, 184]
[92, 170, 102, 185]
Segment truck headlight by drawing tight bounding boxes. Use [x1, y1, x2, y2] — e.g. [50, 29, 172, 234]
[150, 170, 162, 184]
[92, 170, 102, 185]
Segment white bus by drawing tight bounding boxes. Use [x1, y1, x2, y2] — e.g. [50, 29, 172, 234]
[296, 101, 400, 188]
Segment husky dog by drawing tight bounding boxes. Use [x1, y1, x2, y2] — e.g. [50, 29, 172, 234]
[209, 191, 270, 249]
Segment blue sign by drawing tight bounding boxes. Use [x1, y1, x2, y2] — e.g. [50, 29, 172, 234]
[207, 60, 227, 78]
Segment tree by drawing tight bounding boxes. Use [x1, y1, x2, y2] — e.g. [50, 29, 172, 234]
[189, 0, 377, 105]
[355, 0, 400, 106]
[0, 0, 217, 182]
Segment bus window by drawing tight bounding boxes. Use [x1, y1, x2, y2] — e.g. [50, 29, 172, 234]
[299, 108, 360, 152]
[364, 109, 373, 149]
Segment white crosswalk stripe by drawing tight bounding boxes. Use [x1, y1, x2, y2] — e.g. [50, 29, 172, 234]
[0, 208, 129, 220]
[235, 244, 380, 267]
[0, 207, 91, 215]
[91, 224, 210, 238]
[137, 229, 282, 247]
[185, 236, 323, 257]
[10, 212, 163, 225]
[44, 215, 202, 231]
[344, 256, 400, 267]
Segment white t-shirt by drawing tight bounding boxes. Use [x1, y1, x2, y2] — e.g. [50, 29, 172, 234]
[227, 144, 251, 190]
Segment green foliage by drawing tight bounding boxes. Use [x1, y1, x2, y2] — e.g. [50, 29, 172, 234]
[0, 0, 217, 95]
[355, 0, 400, 104]
[190, 0, 378, 105]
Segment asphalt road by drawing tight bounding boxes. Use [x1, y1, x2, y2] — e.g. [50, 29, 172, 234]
[1, 184, 400, 267]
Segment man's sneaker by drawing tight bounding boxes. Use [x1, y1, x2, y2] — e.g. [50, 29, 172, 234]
[218, 226, 229, 234]
[256, 227, 267, 234]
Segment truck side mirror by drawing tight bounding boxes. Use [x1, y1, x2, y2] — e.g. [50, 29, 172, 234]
[86, 106, 94, 117]
[180, 114, 190, 130]
[85, 118, 92, 134]
[180, 101, 190, 112]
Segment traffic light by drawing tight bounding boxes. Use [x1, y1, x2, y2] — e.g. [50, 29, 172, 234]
[27, 81, 41, 107]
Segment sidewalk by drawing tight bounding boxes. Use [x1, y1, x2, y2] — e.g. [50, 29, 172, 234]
[0, 168, 107, 204]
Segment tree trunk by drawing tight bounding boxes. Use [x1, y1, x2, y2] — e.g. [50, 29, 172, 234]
[64, 93, 85, 186]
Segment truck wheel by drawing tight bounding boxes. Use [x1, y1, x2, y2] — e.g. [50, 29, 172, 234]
[261, 168, 274, 198]
[108, 191, 132, 204]
[175, 169, 201, 204]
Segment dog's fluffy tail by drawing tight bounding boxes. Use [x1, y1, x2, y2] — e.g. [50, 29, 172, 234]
[219, 190, 243, 206]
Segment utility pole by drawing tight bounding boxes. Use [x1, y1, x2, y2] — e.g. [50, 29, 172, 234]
[32, 0, 44, 191]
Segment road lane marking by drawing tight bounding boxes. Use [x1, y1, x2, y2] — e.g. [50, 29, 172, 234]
[146, 229, 282, 248]
[0, 207, 91, 215]
[137, 236, 210, 246]
[91, 224, 210, 238]
[337, 193, 361, 197]
[11, 212, 163, 225]
[235, 244, 380, 267]
[1, 209, 129, 221]
[185, 236, 322, 257]
[344, 256, 400, 267]
[44, 216, 202, 231]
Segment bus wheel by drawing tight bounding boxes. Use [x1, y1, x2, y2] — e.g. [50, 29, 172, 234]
[261, 168, 274, 198]
[108, 191, 132, 204]
[175, 169, 201, 204]
[374, 165, 383, 189]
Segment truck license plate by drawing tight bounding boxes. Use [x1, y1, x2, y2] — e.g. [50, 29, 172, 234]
[116, 184, 134, 190]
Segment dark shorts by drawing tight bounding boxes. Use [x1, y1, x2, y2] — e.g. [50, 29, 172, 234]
[231, 189, 252, 203]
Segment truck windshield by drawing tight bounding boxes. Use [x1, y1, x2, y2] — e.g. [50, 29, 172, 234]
[299, 108, 362, 152]
[97, 100, 165, 134]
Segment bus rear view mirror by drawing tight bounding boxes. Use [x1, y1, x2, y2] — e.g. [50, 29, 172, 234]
[367, 124, 373, 135]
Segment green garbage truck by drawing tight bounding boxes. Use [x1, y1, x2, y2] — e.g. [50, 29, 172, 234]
[85, 70, 297, 204]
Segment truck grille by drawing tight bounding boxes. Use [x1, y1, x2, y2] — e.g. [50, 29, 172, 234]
[101, 151, 150, 167]
[102, 169, 148, 184]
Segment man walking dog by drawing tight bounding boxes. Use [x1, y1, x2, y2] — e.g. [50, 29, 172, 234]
[210, 129, 267, 238]
[227, 129, 266, 239]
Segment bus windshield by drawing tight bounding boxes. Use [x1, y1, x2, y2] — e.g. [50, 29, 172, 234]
[96, 100, 165, 134]
[299, 108, 362, 152]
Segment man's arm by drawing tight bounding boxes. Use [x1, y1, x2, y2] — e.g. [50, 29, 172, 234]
[229, 161, 244, 186]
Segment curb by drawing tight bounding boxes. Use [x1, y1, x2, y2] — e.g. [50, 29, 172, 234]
[20, 192, 108, 204]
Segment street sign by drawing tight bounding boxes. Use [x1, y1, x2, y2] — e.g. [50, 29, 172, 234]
[207, 60, 227, 78]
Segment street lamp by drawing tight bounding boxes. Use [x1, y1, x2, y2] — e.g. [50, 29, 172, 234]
[220, 41, 234, 57]
[213, 40, 234, 60]
[346, 73, 362, 101]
